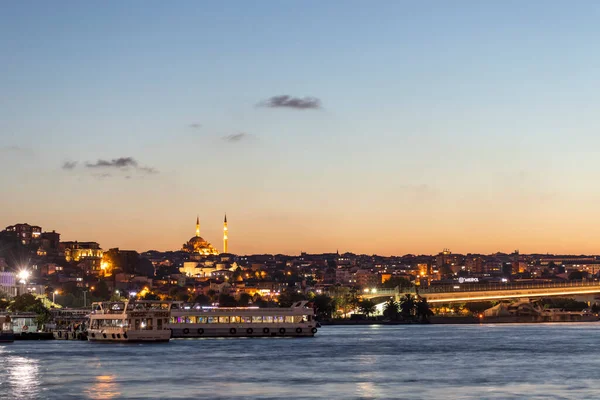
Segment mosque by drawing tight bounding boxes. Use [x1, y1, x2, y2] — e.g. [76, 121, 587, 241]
[182, 215, 228, 256]
[180, 214, 237, 277]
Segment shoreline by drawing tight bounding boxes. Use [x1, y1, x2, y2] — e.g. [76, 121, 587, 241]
[320, 316, 600, 325]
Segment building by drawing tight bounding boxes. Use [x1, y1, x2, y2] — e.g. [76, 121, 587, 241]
[60, 241, 103, 262]
[182, 216, 219, 256]
[4, 223, 42, 245]
[465, 256, 484, 274]
[40, 231, 61, 253]
[0, 271, 44, 297]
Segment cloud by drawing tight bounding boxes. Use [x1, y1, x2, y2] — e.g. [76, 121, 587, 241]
[259, 95, 321, 110]
[222, 133, 250, 142]
[189, 123, 202, 129]
[138, 166, 159, 174]
[62, 161, 78, 170]
[85, 157, 138, 169]
[67, 156, 159, 175]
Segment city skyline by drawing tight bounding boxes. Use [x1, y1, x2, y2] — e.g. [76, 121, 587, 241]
[3, 2, 600, 255]
[4, 216, 600, 257]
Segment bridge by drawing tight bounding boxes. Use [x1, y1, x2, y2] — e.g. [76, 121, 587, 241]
[361, 281, 600, 304]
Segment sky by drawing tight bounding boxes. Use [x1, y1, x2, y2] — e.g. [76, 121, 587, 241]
[2, 1, 600, 255]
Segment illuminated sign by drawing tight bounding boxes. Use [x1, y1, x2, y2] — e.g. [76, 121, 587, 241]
[458, 277, 479, 283]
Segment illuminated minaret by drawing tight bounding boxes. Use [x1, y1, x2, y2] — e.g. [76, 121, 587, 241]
[223, 213, 228, 253]
[195, 215, 200, 237]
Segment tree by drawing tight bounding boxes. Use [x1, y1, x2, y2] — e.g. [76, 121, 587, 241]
[541, 297, 588, 311]
[10, 293, 39, 312]
[9, 294, 52, 328]
[218, 293, 238, 307]
[329, 286, 360, 317]
[416, 297, 434, 322]
[313, 294, 335, 319]
[92, 280, 110, 300]
[193, 294, 211, 305]
[142, 292, 160, 300]
[358, 299, 376, 318]
[207, 289, 218, 303]
[381, 277, 413, 290]
[0, 290, 10, 311]
[238, 293, 252, 306]
[278, 289, 306, 308]
[400, 294, 416, 320]
[383, 298, 400, 321]
[568, 270, 588, 281]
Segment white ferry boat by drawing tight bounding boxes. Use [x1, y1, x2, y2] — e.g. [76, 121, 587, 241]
[168, 301, 319, 338]
[0, 315, 14, 343]
[88, 300, 172, 343]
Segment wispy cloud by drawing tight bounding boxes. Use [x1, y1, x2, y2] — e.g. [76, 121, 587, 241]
[222, 133, 250, 142]
[62, 161, 78, 170]
[259, 95, 321, 110]
[85, 157, 138, 169]
[138, 166, 159, 174]
[64, 156, 159, 176]
[188, 123, 202, 129]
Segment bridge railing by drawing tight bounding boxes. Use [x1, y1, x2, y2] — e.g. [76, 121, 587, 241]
[417, 280, 600, 294]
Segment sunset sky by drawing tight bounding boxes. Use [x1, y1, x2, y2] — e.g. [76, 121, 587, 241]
[2, 1, 600, 255]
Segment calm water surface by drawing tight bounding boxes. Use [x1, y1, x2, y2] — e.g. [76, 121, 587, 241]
[1, 324, 600, 399]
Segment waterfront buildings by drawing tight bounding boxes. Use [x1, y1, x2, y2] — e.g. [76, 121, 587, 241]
[4, 223, 42, 245]
[60, 241, 103, 262]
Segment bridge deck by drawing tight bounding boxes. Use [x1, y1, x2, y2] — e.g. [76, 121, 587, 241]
[361, 281, 600, 303]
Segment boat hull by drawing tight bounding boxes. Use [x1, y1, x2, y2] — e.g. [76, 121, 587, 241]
[0, 332, 14, 343]
[169, 325, 318, 338]
[87, 329, 171, 343]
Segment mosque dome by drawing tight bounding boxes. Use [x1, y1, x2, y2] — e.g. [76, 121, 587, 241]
[182, 216, 219, 256]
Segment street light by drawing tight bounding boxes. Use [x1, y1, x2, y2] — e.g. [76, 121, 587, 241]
[82, 290, 88, 308]
[17, 269, 30, 284]
[17, 269, 30, 295]
[53, 290, 59, 303]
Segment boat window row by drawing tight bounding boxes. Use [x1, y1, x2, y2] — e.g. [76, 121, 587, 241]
[90, 319, 125, 329]
[169, 315, 312, 324]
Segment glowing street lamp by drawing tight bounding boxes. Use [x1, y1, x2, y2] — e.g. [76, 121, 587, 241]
[17, 269, 30, 284]
[17, 269, 30, 295]
[53, 290, 59, 303]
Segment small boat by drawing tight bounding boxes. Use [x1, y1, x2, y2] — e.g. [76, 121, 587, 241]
[168, 301, 319, 338]
[88, 300, 172, 343]
[0, 315, 15, 343]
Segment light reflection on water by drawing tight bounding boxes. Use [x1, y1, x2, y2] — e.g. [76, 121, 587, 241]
[6, 356, 40, 399]
[84, 375, 120, 400]
[1, 324, 600, 399]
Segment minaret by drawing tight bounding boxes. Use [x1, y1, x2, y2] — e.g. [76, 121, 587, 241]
[223, 213, 228, 253]
[195, 215, 200, 237]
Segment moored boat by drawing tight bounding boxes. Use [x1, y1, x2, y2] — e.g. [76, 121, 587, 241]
[168, 301, 318, 338]
[88, 300, 172, 343]
[0, 315, 15, 343]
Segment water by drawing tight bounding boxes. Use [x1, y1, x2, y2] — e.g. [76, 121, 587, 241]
[1, 324, 599, 399]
